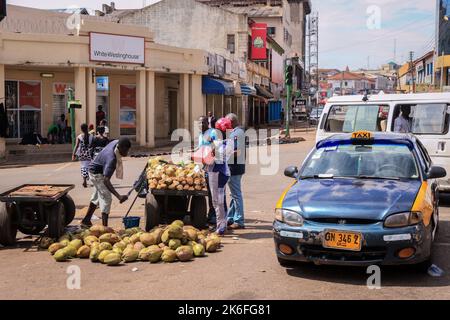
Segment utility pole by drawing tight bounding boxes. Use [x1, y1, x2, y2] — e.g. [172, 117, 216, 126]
[409, 51, 415, 93]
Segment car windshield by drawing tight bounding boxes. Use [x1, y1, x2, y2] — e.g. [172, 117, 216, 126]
[300, 143, 419, 180]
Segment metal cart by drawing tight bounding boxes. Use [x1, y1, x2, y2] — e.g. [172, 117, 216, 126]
[144, 188, 208, 232]
[0, 184, 76, 246]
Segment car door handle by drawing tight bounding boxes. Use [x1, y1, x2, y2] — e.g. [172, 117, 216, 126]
[438, 141, 446, 152]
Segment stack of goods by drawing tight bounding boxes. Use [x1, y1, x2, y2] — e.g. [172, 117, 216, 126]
[146, 157, 207, 191]
[41, 220, 221, 266]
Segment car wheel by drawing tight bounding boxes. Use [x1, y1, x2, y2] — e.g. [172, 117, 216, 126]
[277, 257, 296, 268]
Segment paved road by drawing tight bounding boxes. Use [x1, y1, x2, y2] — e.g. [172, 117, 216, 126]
[1, 131, 450, 299]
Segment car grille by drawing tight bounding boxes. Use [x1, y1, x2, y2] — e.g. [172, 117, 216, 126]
[307, 218, 379, 225]
[300, 245, 386, 262]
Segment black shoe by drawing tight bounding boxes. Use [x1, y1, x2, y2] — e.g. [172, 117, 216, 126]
[80, 221, 93, 228]
[102, 213, 109, 227]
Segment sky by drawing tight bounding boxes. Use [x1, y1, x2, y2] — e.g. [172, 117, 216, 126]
[7, 0, 437, 70]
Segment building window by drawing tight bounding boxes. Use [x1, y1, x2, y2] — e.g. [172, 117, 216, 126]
[227, 34, 235, 54]
[5, 80, 42, 139]
[267, 27, 276, 37]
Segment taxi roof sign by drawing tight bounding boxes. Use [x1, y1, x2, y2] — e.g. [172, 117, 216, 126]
[351, 131, 373, 140]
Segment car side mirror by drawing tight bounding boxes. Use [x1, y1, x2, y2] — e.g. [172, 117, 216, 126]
[284, 166, 299, 179]
[427, 166, 447, 180]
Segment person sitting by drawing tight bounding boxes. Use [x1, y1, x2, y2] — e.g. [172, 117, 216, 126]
[57, 114, 67, 144]
[47, 123, 59, 144]
[394, 105, 411, 133]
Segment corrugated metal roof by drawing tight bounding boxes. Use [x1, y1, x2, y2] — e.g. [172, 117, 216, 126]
[222, 5, 282, 17]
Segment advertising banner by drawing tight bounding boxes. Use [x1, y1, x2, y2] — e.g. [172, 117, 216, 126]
[120, 85, 136, 130]
[251, 23, 267, 61]
[19, 81, 41, 110]
[53, 83, 73, 95]
[90, 32, 145, 64]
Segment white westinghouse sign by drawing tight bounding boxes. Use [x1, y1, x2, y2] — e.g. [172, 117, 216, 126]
[90, 33, 145, 64]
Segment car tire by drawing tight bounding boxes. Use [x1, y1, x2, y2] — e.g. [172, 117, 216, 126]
[277, 257, 296, 268]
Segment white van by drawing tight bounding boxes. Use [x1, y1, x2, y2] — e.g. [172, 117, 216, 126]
[316, 92, 450, 191]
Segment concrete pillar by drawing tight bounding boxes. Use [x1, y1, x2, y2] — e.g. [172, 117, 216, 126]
[180, 73, 190, 131]
[86, 68, 97, 128]
[136, 70, 146, 146]
[0, 64, 5, 160]
[191, 74, 204, 133]
[146, 71, 156, 148]
[74, 67, 87, 135]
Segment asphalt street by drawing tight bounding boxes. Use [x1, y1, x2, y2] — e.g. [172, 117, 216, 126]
[1, 131, 450, 300]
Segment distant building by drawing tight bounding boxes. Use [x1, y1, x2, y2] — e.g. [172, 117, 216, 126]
[397, 50, 435, 93]
[327, 67, 373, 95]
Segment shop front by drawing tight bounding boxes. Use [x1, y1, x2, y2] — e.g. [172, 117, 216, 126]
[0, 6, 207, 150]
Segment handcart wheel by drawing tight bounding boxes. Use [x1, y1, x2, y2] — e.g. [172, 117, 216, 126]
[17, 203, 46, 235]
[47, 202, 66, 239]
[145, 193, 161, 232]
[0, 202, 18, 246]
[61, 194, 76, 226]
[190, 196, 207, 229]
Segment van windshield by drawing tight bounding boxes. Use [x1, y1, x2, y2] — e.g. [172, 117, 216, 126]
[392, 103, 449, 135]
[324, 105, 390, 133]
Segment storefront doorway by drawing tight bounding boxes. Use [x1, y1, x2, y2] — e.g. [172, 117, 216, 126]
[168, 90, 178, 135]
[96, 76, 109, 126]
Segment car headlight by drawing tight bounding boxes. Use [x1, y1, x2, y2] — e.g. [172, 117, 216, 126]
[384, 212, 423, 228]
[275, 208, 304, 227]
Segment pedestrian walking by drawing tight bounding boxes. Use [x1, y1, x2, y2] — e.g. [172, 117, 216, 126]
[91, 126, 109, 159]
[226, 113, 246, 229]
[100, 119, 110, 137]
[209, 118, 234, 235]
[72, 123, 94, 188]
[96, 105, 105, 126]
[207, 111, 217, 129]
[80, 138, 131, 227]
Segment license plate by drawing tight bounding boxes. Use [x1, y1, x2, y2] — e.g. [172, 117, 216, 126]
[323, 230, 362, 251]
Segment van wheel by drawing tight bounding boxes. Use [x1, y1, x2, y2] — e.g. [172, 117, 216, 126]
[0, 202, 18, 246]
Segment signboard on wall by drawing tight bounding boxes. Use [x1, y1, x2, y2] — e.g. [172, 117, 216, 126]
[53, 83, 73, 95]
[207, 53, 216, 74]
[251, 23, 267, 61]
[90, 32, 145, 64]
[216, 55, 225, 77]
[225, 60, 232, 75]
[19, 81, 41, 110]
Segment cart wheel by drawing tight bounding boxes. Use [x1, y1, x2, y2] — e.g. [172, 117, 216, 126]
[61, 195, 76, 226]
[0, 202, 18, 246]
[190, 196, 207, 229]
[145, 193, 161, 232]
[17, 203, 46, 235]
[47, 202, 66, 239]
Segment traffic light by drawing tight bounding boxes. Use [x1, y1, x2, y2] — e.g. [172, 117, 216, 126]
[0, 1, 6, 22]
[285, 65, 293, 86]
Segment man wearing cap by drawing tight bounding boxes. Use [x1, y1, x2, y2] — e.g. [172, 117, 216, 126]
[80, 138, 131, 227]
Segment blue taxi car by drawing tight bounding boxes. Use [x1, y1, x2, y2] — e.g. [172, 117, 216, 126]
[274, 131, 446, 269]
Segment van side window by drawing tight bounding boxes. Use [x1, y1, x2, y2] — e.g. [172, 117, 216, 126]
[392, 104, 450, 135]
[416, 139, 431, 171]
[324, 105, 389, 133]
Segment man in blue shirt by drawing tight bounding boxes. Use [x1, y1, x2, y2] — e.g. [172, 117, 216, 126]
[80, 138, 131, 227]
[226, 113, 246, 229]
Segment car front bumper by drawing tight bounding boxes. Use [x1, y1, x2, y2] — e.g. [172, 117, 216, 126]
[273, 220, 432, 267]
